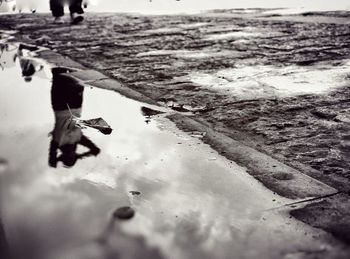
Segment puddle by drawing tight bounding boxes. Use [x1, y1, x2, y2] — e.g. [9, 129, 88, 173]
[136, 49, 236, 59]
[177, 22, 210, 29]
[0, 41, 339, 259]
[0, 42, 50, 79]
[204, 27, 283, 41]
[205, 31, 264, 41]
[188, 61, 350, 99]
[258, 14, 350, 25]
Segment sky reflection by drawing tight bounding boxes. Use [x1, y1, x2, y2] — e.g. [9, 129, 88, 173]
[0, 44, 339, 259]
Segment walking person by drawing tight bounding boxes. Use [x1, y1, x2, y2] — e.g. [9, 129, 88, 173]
[50, 0, 86, 24]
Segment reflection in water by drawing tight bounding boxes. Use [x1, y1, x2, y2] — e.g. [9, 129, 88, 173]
[0, 43, 16, 70]
[0, 219, 10, 259]
[0, 43, 44, 82]
[16, 44, 43, 82]
[141, 106, 165, 124]
[0, 40, 344, 259]
[49, 67, 100, 168]
[0, 158, 8, 175]
[84, 208, 165, 259]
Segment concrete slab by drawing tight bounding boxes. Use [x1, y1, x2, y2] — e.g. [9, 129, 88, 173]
[37, 49, 85, 69]
[168, 113, 337, 199]
[70, 69, 109, 82]
[89, 78, 158, 105]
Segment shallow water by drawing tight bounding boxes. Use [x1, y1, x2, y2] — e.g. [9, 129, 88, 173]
[0, 42, 339, 259]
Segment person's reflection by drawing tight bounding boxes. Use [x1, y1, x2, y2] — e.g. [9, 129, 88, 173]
[49, 67, 100, 168]
[0, 43, 17, 71]
[15, 44, 44, 82]
[0, 43, 44, 82]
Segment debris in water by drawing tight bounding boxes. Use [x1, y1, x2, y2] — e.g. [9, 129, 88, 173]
[0, 158, 8, 174]
[189, 131, 206, 139]
[66, 101, 112, 135]
[113, 206, 135, 220]
[78, 118, 113, 135]
[129, 191, 141, 196]
[0, 158, 7, 164]
[67, 102, 113, 135]
[141, 106, 165, 117]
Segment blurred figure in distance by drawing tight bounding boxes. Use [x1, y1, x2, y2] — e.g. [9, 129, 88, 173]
[50, 0, 88, 24]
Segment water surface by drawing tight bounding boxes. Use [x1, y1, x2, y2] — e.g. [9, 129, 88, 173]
[0, 42, 339, 259]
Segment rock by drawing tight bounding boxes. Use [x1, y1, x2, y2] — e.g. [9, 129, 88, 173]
[113, 206, 135, 220]
[129, 191, 141, 196]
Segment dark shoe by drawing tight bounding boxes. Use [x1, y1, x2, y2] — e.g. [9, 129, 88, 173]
[71, 13, 84, 25]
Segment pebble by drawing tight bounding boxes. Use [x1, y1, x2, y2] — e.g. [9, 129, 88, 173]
[129, 191, 141, 196]
[113, 206, 135, 220]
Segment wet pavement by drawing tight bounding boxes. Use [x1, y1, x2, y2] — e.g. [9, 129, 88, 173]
[3, 13, 350, 215]
[1, 11, 349, 197]
[1, 41, 349, 259]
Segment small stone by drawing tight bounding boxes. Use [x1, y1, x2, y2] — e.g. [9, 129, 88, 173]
[0, 158, 8, 174]
[113, 206, 135, 220]
[129, 191, 141, 196]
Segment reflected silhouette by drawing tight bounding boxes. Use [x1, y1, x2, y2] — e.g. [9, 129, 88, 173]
[0, 43, 43, 82]
[15, 44, 43, 82]
[49, 67, 100, 168]
[0, 43, 17, 70]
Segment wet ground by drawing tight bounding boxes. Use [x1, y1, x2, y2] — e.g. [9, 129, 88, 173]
[1, 39, 349, 259]
[1, 11, 349, 194]
[0, 10, 350, 258]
